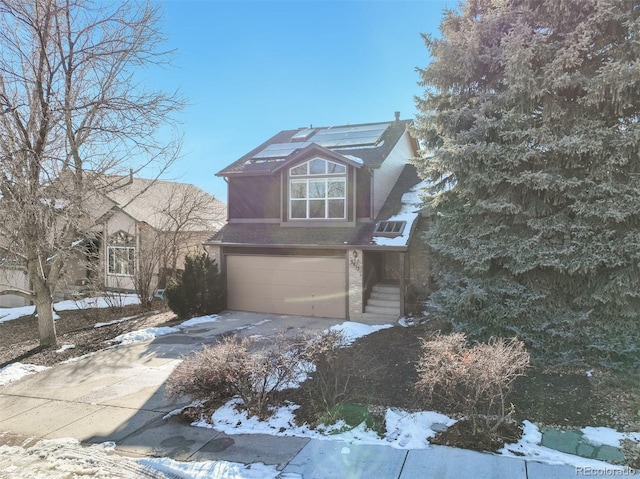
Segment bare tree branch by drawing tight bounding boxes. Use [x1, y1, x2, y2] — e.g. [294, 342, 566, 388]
[0, 0, 185, 346]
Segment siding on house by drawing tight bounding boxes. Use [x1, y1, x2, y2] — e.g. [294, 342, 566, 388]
[371, 130, 415, 218]
[228, 176, 281, 221]
[0, 269, 30, 307]
[356, 168, 371, 219]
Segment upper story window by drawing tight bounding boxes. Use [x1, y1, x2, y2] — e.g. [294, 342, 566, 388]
[290, 158, 346, 176]
[289, 159, 346, 220]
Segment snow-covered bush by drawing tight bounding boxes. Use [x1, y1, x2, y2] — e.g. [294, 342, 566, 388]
[415, 333, 529, 435]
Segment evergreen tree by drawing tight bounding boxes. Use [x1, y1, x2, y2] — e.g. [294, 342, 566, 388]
[166, 253, 226, 319]
[414, 0, 640, 365]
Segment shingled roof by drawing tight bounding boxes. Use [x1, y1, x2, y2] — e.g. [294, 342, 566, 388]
[217, 118, 414, 177]
[100, 176, 225, 232]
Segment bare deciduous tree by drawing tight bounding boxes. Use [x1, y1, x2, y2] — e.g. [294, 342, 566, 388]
[0, 0, 183, 346]
[131, 181, 224, 309]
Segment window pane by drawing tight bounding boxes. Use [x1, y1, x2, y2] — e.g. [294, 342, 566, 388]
[108, 247, 135, 275]
[309, 158, 325, 175]
[328, 162, 346, 174]
[309, 199, 325, 218]
[327, 179, 345, 198]
[291, 200, 306, 218]
[290, 181, 307, 198]
[290, 163, 307, 176]
[328, 199, 345, 218]
[308, 180, 326, 198]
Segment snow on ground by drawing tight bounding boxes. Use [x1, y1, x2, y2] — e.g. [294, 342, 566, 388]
[0, 437, 283, 479]
[138, 457, 281, 479]
[110, 326, 180, 345]
[178, 314, 220, 327]
[94, 315, 138, 328]
[201, 400, 637, 470]
[327, 321, 393, 345]
[54, 294, 141, 311]
[0, 294, 141, 325]
[581, 426, 640, 447]
[0, 305, 38, 324]
[108, 315, 220, 345]
[196, 398, 456, 450]
[0, 363, 49, 386]
[55, 344, 75, 353]
[500, 421, 630, 470]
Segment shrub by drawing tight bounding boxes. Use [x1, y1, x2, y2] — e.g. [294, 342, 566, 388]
[297, 330, 353, 415]
[166, 253, 225, 319]
[415, 332, 530, 434]
[166, 334, 308, 419]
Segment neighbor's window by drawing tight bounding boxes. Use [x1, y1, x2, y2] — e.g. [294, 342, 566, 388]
[107, 230, 135, 276]
[289, 159, 346, 219]
[108, 246, 135, 276]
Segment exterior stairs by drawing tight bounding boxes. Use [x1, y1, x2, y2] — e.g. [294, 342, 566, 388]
[362, 283, 401, 322]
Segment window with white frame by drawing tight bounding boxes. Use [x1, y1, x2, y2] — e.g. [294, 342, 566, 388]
[107, 231, 135, 276]
[289, 158, 346, 219]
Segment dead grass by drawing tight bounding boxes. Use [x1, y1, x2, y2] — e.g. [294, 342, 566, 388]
[0, 300, 178, 368]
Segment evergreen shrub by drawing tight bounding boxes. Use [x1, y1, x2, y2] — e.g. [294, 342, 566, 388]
[166, 253, 225, 319]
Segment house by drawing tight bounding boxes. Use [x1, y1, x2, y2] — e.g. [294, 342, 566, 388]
[0, 176, 225, 307]
[205, 113, 429, 321]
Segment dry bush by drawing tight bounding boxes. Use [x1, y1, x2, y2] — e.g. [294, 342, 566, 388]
[415, 332, 530, 434]
[296, 330, 356, 415]
[167, 334, 309, 418]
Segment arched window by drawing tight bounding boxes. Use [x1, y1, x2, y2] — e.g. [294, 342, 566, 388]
[289, 159, 346, 220]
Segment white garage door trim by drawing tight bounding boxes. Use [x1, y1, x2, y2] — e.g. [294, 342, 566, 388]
[226, 254, 347, 318]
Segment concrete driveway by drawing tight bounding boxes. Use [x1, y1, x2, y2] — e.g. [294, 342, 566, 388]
[0, 311, 350, 465]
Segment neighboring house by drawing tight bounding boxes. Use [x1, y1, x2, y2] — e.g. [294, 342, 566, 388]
[205, 113, 428, 321]
[0, 176, 225, 307]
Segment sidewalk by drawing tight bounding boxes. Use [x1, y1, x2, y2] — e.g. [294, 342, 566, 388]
[0, 312, 589, 478]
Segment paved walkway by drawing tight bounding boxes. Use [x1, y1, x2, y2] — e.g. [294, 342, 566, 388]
[0, 311, 589, 478]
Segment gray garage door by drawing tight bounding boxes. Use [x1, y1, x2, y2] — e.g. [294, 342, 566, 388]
[226, 255, 347, 318]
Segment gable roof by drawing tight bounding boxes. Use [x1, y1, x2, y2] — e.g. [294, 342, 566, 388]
[217, 118, 415, 177]
[98, 176, 225, 232]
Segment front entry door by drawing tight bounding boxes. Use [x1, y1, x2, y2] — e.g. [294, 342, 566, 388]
[382, 252, 401, 282]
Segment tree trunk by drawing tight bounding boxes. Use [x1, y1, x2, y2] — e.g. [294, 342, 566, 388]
[34, 292, 57, 348]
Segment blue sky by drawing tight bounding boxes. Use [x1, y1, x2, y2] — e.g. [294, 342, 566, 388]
[154, 0, 452, 199]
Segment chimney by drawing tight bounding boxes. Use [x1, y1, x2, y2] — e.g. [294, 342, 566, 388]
[394, 111, 400, 124]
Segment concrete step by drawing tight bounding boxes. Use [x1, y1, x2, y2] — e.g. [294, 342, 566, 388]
[364, 305, 400, 316]
[372, 284, 400, 295]
[367, 298, 401, 309]
[369, 291, 399, 302]
[360, 312, 399, 323]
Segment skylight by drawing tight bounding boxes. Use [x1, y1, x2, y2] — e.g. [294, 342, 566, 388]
[291, 128, 316, 141]
[374, 221, 406, 237]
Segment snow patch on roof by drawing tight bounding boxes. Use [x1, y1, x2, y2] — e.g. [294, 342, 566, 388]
[372, 180, 427, 247]
[342, 154, 364, 165]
